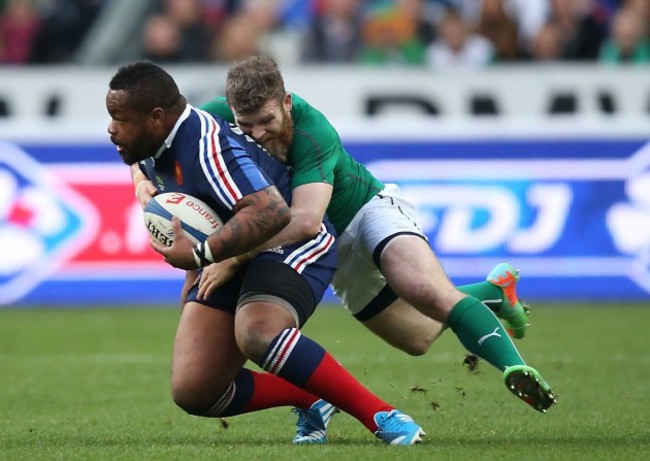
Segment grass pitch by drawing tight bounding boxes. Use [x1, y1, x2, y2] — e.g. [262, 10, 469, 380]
[1, 303, 648, 460]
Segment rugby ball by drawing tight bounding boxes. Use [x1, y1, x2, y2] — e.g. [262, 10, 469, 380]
[143, 192, 223, 246]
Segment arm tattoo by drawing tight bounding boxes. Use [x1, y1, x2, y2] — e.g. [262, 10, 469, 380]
[204, 186, 290, 262]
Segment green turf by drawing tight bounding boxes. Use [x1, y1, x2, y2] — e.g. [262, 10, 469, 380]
[1, 303, 649, 460]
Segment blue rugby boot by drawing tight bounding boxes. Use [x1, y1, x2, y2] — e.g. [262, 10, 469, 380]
[292, 399, 338, 444]
[373, 409, 425, 445]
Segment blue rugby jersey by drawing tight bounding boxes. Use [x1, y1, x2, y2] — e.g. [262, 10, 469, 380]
[139, 104, 336, 280]
[140, 105, 292, 219]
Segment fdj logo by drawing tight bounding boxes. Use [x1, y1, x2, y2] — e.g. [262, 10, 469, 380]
[0, 142, 94, 304]
[367, 142, 650, 296]
[398, 183, 571, 254]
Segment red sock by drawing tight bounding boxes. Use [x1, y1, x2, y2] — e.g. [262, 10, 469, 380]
[261, 328, 393, 432]
[242, 370, 318, 413]
[304, 353, 393, 431]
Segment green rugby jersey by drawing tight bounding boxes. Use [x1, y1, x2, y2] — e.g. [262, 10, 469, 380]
[201, 93, 384, 234]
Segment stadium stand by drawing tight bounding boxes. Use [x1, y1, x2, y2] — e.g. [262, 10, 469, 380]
[0, 0, 648, 130]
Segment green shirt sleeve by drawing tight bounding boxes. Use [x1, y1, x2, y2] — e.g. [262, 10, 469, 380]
[288, 94, 383, 234]
[199, 96, 235, 123]
[290, 127, 338, 188]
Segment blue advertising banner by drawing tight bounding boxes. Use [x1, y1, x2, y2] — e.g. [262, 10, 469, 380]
[349, 139, 650, 302]
[0, 141, 182, 306]
[1, 138, 649, 305]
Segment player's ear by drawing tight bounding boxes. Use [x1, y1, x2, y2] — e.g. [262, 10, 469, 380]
[283, 93, 292, 112]
[150, 107, 165, 124]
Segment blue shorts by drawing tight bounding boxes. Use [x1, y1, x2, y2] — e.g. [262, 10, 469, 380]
[187, 223, 337, 327]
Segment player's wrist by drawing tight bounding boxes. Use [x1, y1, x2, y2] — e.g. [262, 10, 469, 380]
[134, 178, 148, 198]
[231, 250, 255, 267]
[133, 171, 150, 198]
[193, 241, 215, 268]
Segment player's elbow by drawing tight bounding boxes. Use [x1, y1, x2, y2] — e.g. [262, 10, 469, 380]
[293, 214, 323, 239]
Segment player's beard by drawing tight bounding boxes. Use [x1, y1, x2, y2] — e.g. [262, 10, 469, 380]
[112, 130, 159, 166]
[261, 113, 293, 164]
[119, 146, 151, 166]
[118, 146, 139, 166]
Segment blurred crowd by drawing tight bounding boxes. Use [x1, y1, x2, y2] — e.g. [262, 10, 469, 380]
[0, 0, 106, 63]
[1, 0, 649, 67]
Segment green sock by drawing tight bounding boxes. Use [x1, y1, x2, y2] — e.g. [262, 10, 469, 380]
[447, 296, 525, 371]
[458, 281, 502, 313]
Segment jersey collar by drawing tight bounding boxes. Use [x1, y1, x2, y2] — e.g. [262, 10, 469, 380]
[153, 103, 192, 159]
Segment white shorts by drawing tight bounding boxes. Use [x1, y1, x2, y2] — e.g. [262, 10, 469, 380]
[331, 184, 426, 319]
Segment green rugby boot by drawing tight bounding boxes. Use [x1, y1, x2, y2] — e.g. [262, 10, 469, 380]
[486, 262, 530, 339]
[504, 365, 557, 413]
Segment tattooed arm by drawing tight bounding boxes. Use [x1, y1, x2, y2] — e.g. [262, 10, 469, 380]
[234, 182, 333, 260]
[207, 185, 290, 260]
[197, 181, 332, 299]
[151, 186, 290, 270]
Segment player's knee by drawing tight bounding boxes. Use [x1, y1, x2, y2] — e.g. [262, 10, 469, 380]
[397, 335, 435, 356]
[235, 319, 289, 364]
[170, 380, 214, 416]
[365, 315, 439, 356]
[171, 388, 204, 415]
[236, 330, 273, 364]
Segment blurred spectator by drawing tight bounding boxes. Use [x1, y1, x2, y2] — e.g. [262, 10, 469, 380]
[623, 0, 650, 38]
[139, 0, 214, 63]
[475, 0, 524, 62]
[530, 21, 564, 61]
[503, 0, 550, 50]
[142, 14, 183, 63]
[201, 0, 242, 28]
[0, 0, 641, 67]
[450, 0, 549, 51]
[254, 0, 306, 65]
[358, 3, 427, 66]
[594, 0, 622, 24]
[276, 0, 314, 31]
[396, 0, 436, 47]
[426, 7, 493, 70]
[211, 7, 263, 62]
[163, 0, 212, 62]
[212, 0, 302, 64]
[599, 6, 650, 63]
[598, 0, 623, 12]
[29, 0, 105, 64]
[546, 0, 608, 60]
[0, 0, 41, 64]
[300, 0, 364, 63]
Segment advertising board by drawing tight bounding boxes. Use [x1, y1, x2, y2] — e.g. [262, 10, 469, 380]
[1, 137, 649, 305]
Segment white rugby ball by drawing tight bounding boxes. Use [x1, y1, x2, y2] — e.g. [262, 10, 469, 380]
[143, 192, 223, 246]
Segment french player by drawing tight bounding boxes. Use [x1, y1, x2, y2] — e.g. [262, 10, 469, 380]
[106, 60, 424, 445]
